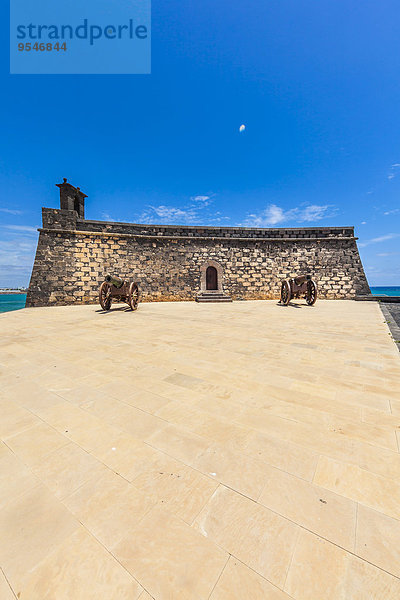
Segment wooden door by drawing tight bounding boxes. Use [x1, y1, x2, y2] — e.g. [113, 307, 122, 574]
[206, 266, 218, 290]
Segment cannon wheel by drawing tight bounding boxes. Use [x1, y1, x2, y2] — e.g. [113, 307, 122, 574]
[306, 279, 317, 306]
[99, 281, 112, 311]
[128, 282, 139, 311]
[280, 280, 291, 306]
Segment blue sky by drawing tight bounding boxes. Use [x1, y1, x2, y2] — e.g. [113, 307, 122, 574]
[1, 0, 399, 287]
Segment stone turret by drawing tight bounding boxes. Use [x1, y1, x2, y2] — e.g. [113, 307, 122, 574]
[55, 178, 87, 219]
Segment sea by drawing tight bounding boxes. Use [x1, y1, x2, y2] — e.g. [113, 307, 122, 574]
[0, 293, 27, 314]
[0, 288, 399, 314]
[370, 287, 400, 297]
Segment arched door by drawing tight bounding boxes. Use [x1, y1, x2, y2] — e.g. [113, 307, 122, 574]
[206, 266, 218, 290]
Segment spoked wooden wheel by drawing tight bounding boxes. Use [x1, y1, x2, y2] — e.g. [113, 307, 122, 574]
[280, 280, 291, 306]
[99, 281, 112, 311]
[306, 279, 317, 305]
[128, 282, 139, 311]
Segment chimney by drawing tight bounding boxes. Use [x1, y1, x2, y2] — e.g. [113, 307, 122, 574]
[55, 178, 87, 219]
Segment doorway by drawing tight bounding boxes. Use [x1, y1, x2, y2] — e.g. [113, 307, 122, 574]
[206, 266, 218, 290]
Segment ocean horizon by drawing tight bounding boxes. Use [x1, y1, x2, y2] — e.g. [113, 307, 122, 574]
[1, 287, 399, 314]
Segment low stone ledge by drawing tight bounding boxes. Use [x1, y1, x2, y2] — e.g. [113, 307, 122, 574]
[355, 295, 400, 303]
[38, 228, 357, 243]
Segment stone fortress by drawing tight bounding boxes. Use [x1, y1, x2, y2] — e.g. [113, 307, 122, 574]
[26, 180, 370, 307]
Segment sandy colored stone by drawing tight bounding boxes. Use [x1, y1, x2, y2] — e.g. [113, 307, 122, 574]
[85, 395, 167, 440]
[345, 555, 400, 599]
[1, 300, 400, 598]
[155, 400, 250, 450]
[0, 398, 40, 439]
[17, 528, 143, 600]
[0, 442, 40, 509]
[0, 568, 16, 600]
[62, 470, 155, 548]
[39, 399, 121, 452]
[138, 592, 154, 600]
[362, 406, 400, 431]
[123, 387, 171, 414]
[241, 430, 319, 481]
[31, 442, 108, 500]
[284, 529, 348, 599]
[285, 528, 400, 600]
[194, 485, 299, 588]
[113, 506, 228, 600]
[313, 455, 400, 520]
[0, 484, 79, 591]
[4, 422, 70, 466]
[210, 557, 294, 599]
[193, 443, 271, 500]
[258, 464, 356, 550]
[355, 505, 400, 577]
[131, 460, 218, 524]
[147, 423, 211, 466]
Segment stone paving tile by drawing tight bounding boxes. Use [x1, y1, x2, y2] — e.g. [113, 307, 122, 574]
[113, 506, 228, 600]
[194, 485, 300, 588]
[4, 421, 70, 466]
[1, 300, 400, 599]
[62, 469, 156, 549]
[355, 504, 400, 578]
[31, 442, 109, 500]
[0, 568, 16, 600]
[17, 528, 144, 600]
[0, 484, 79, 592]
[285, 528, 400, 600]
[209, 557, 294, 599]
[258, 465, 357, 550]
[0, 398, 40, 439]
[314, 455, 400, 520]
[0, 442, 40, 510]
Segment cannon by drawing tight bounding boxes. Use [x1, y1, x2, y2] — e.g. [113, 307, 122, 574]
[280, 274, 317, 306]
[99, 275, 139, 311]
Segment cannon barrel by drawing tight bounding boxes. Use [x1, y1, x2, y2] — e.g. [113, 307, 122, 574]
[105, 274, 124, 289]
[293, 273, 312, 286]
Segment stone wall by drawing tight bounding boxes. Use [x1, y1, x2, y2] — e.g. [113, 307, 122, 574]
[26, 206, 370, 307]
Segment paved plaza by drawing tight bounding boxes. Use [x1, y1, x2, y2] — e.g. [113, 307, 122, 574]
[1, 299, 400, 599]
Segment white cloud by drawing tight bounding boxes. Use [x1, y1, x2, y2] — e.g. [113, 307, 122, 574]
[146, 205, 198, 222]
[369, 233, 399, 243]
[0, 208, 22, 215]
[387, 163, 400, 180]
[245, 205, 286, 226]
[101, 212, 116, 222]
[243, 204, 335, 227]
[0, 233, 37, 288]
[359, 233, 400, 247]
[139, 193, 222, 225]
[361, 221, 367, 225]
[0, 229, 39, 287]
[300, 205, 333, 221]
[377, 252, 400, 256]
[383, 209, 400, 216]
[3, 225, 38, 233]
[191, 195, 210, 204]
